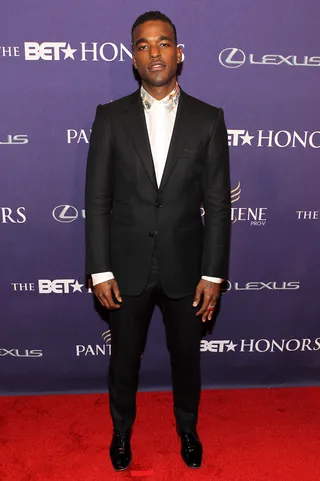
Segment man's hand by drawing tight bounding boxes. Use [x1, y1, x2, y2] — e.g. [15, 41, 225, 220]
[193, 279, 221, 322]
[94, 279, 122, 309]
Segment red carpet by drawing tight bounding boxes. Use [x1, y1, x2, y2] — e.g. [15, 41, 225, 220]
[0, 387, 319, 480]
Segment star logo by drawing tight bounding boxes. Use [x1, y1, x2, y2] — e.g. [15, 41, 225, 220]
[226, 341, 238, 352]
[71, 280, 84, 292]
[61, 44, 77, 60]
[240, 131, 255, 146]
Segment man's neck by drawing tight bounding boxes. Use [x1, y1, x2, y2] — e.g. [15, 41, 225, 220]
[141, 78, 177, 101]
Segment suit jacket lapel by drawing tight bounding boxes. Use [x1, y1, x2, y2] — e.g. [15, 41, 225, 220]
[158, 90, 194, 194]
[122, 90, 158, 190]
[121, 89, 195, 193]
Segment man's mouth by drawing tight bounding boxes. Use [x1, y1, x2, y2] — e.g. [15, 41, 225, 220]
[148, 62, 166, 71]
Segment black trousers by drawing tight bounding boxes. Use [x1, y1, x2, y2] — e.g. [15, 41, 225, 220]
[108, 253, 203, 432]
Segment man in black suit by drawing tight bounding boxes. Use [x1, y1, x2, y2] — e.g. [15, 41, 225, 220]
[85, 11, 231, 471]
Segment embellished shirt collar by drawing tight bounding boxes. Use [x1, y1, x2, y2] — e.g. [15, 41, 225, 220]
[140, 82, 180, 113]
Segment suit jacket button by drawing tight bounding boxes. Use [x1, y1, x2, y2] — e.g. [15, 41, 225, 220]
[148, 232, 154, 238]
[155, 202, 161, 208]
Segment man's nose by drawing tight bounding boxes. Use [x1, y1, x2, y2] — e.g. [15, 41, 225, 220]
[149, 46, 161, 58]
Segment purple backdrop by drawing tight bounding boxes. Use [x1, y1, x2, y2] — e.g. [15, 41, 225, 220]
[1, 0, 319, 394]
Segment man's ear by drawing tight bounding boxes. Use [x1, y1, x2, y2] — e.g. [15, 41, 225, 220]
[132, 54, 137, 70]
[176, 46, 183, 64]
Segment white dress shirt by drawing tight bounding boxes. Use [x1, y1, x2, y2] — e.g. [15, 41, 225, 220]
[91, 85, 222, 286]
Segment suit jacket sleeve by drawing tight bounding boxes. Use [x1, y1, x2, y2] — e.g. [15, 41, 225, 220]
[201, 108, 231, 279]
[85, 105, 113, 274]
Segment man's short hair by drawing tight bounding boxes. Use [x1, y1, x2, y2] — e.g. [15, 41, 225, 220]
[131, 11, 177, 45]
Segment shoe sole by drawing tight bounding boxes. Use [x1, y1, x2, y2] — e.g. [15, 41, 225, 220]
[182, 460, 201, 469]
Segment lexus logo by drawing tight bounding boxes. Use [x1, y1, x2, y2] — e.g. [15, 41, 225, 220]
[52, 205, 78, 223]
[219, 48, 246, 68]
[221, 280, 232, 294]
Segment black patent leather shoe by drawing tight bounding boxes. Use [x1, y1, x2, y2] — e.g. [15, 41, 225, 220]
[109, 429, 132, 471]
[177, 429, 203, 468]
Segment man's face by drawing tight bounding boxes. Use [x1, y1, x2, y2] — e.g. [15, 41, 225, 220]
[132, 20, 182, 88]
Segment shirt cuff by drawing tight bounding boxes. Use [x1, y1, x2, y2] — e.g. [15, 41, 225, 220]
[201, 276, 223, 284]
[91, 272, 115, 286]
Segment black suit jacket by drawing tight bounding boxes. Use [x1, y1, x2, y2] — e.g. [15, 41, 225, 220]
[85, 89, 231, 298]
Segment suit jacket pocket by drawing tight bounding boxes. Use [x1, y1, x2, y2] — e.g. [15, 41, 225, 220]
[180, 139, 206, 159]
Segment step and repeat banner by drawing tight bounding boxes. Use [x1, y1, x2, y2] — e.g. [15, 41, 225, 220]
[1, 1, 319, 394]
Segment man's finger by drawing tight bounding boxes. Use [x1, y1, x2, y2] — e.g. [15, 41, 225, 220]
[202, 310, 209, 323]
[193, 286, 202, 307]
[105, 289, 120, 309]
[112, 282, 122, 303]
[196, 292, 211, 316]
[97, 293, 110, 309]
[207, 302, 217, 321]
[206, 294, 219, 320]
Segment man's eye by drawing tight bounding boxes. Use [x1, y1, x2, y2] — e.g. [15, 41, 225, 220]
[138, 45, 148, 50]
[160, 43, 170, 47]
